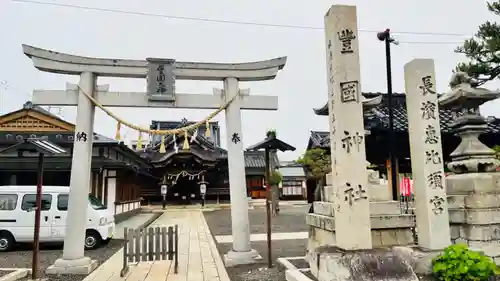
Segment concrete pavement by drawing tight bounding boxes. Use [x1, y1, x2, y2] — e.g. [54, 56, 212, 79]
[114, 213, 158, 239]
[81, 212, 160, 281]
[84, 210, 229, 281]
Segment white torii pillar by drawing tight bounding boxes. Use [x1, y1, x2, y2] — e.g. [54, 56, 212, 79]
[22, 44, 286, 272]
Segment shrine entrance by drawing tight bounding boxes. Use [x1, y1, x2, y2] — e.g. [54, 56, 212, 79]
[167, 175, 200, 205]
[22, 44, 286, 271]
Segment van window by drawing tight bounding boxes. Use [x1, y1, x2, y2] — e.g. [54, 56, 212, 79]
[57, 194, 107, 210]
[57, 194, 68, 211]
[0, 194, 17, 210]
[21, 194, 52, 211]
[88, 194, 106, 210]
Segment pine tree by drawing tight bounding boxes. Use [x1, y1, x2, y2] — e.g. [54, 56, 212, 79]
[455, 1, 500, 86]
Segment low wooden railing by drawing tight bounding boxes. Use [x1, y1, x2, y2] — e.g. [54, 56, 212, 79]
[120, 225, 179, 277]
[114, 199, 142, 215]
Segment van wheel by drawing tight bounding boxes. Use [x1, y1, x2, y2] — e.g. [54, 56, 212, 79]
[0, 231, 14, 252]
[84, 230, 102, 250]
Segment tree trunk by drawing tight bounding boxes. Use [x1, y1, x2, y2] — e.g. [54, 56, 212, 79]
[271, 185, 280, 216]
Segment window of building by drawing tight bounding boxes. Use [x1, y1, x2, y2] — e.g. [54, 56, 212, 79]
[0, 194, 18, 210]
[21, 194, 52, 211]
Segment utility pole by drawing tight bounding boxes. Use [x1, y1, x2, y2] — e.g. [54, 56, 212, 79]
[377, 29, 400, 201]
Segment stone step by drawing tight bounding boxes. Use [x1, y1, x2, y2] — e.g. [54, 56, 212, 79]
[306, 213, 415, 231]
[313, 201, 410, 217]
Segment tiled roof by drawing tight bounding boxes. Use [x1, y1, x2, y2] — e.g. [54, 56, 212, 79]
[307, 131, 330, 149]
[0, 102, 118, 145]
[314, 92, 500, 133]
[143, 128, 279, 168]
[279, 166, 306, 177]
[150, 119, 221, 148]
[241, 150, 280, 168]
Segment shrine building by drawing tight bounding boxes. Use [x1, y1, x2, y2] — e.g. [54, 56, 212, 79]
[306, 92, 500, 185]
[0, 102, 152, 220]
[138, 119, 279, 203]
[0, 102, 281, 206]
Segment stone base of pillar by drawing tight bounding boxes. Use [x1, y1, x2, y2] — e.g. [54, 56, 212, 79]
[45, 257, 98, 275]
[307, 246, 418, 281]
[309, 201, 415, 246]
[307, 201, 418, 280]
[224, 249, 262, 267]
[392, 246, 443, 276]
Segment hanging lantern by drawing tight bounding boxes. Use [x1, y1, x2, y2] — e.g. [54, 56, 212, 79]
[115, 122, 121, 140]
[205, 120, 211, 138]
[159, 135, 166, 153]
[183, 131, 190, 150]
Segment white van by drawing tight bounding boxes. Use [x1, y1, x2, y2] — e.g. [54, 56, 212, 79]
[0, 185, 115, 252]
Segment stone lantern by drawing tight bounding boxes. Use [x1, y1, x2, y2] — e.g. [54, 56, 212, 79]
[438, 72, 500, 173]
[439, 72, 500, 264]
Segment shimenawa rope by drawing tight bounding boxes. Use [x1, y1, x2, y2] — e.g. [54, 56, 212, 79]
[76, 85, 236, 136]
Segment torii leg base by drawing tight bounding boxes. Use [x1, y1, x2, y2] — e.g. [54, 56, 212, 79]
[224, 249, 262, 267]
[46, 257, 98, 275]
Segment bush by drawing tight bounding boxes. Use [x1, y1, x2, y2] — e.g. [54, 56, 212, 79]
[269, 170, 283, 186]
[432, 244, 499, 281]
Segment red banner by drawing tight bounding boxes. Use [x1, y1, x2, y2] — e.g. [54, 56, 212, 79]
[400, 177, 412, 196]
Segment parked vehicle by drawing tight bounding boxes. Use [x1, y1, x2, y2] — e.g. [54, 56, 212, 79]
[0, 185, 115, 252]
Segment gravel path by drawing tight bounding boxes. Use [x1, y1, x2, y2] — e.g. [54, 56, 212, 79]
[204, 206, 309, 281]
[226, 264, 286, 281]
[0, 239, 123, 281]
[203, 205, 309, 236]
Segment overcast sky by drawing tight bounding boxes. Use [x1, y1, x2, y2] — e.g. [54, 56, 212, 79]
[0, 0, 497, 160]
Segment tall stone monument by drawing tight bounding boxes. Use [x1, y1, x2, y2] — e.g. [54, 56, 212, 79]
[306, 5, 418, 281]
[404, 59, 451, 250]
[324, 4, 372, 250]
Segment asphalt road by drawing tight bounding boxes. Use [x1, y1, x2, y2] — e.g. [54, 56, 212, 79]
[204, 205, 310, 236]
[204, 205, 310, 281]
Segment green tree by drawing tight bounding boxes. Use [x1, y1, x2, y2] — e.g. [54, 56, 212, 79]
[269, 170, 283, 186]
[266, 129, 277, 139]
[455, 1, 500, 86]
[296, 148, 331, 202]
[493, 145, 500, 159]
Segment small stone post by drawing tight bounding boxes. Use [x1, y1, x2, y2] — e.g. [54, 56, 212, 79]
[404, 59, 451, 250]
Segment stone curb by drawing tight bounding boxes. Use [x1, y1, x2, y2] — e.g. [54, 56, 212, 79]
[276, 258, 313, 281]
[136, 211, 163, 231]
[0, 269, 30, 281]
[201, 211, 231, 281]
[81, 211, 165, 281]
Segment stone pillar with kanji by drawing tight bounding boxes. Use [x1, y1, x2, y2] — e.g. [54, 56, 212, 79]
[404, 59, 451, 250]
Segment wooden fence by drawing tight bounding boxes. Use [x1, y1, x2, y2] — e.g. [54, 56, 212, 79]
[120, 225, 178, 277]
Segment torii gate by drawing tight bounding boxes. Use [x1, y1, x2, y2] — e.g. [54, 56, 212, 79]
[22, 44, 286, 273]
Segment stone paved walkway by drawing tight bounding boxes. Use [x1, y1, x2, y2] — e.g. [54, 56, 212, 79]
[84, 210, 229, 281]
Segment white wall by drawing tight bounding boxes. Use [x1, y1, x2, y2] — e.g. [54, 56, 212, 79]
[106, 170, 116, 209]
